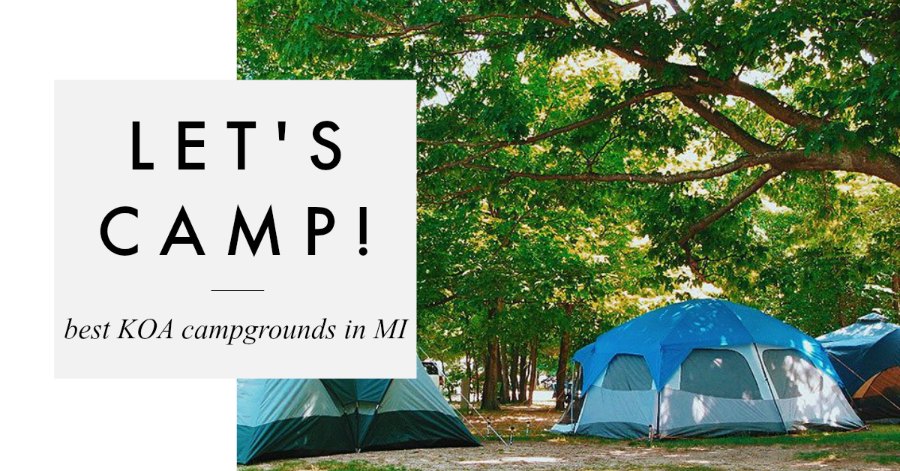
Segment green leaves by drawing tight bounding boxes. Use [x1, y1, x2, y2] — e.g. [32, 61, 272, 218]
[239, 0, 900, 363]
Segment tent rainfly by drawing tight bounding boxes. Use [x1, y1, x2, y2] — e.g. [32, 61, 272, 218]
[818, 312, 900, 423]
[237, 361, 479, 464]
[552, 299, 863, 438]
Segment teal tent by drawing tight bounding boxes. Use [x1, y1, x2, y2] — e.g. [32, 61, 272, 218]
[818, 313, 900, 423]
[237, 361, 479, 464]
[553, 299, 863, 438]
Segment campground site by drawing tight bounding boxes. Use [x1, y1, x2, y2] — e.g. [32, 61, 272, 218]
[239, 403, 900, 471]
[237, 0, 900, 469]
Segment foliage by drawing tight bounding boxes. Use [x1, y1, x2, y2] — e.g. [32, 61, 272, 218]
[238, 0, 900, 405]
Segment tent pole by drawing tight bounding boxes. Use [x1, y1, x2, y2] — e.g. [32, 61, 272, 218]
[654, 355, 661, 439]
[457, 392, 508, 446]
[655, 388, 661, 440]
[569, 359, 575, 426]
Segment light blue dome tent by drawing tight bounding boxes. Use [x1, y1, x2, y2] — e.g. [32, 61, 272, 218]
[552, 299, 863, 438]
[237, 361, 478, 464]
[818, 313, 900, 423]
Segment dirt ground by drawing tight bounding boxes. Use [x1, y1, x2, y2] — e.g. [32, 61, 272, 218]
[302, 439, 876, 470]
[251, 404, 900, 471]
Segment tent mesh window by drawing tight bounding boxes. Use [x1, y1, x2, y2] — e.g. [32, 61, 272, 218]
[680, 348, 762, 400]
[601, 354, 653, 391]
[762, 349, 824, 399]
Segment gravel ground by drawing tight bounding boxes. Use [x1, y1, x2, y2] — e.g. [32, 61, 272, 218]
[300, 439, 893, 470]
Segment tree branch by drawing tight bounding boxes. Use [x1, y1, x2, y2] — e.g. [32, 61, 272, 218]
[327, 4, 832, 144]
[677, 95, 774, 154]
[462, 151, 785, 184]
[584, 0, 623, 23]
[666, 0, 684, 14]
[318, 10, 572, 41]
[572, 2, 602, 28]
[678, 168, 783, 247]
[421, 293, 459, 309]
[727, 78, 824, 129]
[458, 148, 900, 187]
[677, 167, 782, 280]
[314, 5, 900, 187]
[614, 0, 651, 13]
[419, 85, 679, 174]
[577, 1, 830, 134]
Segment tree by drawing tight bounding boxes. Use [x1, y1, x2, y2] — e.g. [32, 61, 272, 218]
[238, 0, 900, 409]
[415, 180, 623, 409]
[240, 0, 898, 274]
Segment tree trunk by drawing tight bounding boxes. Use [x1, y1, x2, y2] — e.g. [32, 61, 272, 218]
[481, 335, 500, 410]
[526, 340, 538, 405]
[555, 330, 571, 411]
[461, 353, 471, 412]
[518, 349, 529, 403]
[499, 343, 512, 404]
[473, 355, 481, 404]
[509, 351, 520, 403]
[481, 299, 504, 410]
[893, 273, 900, 313]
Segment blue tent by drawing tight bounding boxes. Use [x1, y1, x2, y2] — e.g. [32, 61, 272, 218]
[553, 299, 863, 438]
[237, 361, 478, 464]
[818, 313, 900, 423]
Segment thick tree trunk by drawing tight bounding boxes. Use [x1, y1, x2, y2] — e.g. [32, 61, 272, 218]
[555, 330, 571, 411]
[481, 335, 500, 410]
[526, 340, 538, 405]
[481, 301, 501, 410]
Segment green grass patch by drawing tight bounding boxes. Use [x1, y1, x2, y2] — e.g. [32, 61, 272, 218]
[794, 450, 842, 461]
[865, 453, 900, 465]
[634, 424, 900, 452]
[501, 424, 900, 455]
[503, 430, 619, 445]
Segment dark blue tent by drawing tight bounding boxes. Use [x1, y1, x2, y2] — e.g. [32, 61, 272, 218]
[237, 361, 478, 464]
[553, 299, 863, 438]
[818, 313, 900, 423]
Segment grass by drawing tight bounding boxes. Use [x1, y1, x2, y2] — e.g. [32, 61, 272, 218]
[486, 418, 900, 451]
[239, 425, 900, 471]
[865, 453, 900, 465]
[635, 424, 900, 452]
[794, 450, 843, 461]
[632, 425, 900, 468]
[560, 424, 899, 469]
